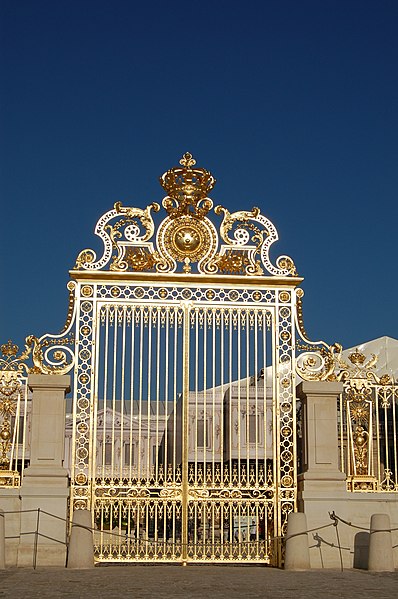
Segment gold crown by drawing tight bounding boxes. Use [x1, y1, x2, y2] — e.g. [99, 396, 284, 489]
[159, 152, 216, 203]
[348, 348, 366, 366]
[1, 340, 19, 357]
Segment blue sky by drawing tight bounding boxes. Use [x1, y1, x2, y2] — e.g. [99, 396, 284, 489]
[1, 0, 397, 353]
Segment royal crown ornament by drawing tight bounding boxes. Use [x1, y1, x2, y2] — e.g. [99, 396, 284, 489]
[159, 152, 216, 218]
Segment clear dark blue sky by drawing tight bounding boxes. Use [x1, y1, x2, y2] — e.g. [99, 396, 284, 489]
[1, 0, 397, 353]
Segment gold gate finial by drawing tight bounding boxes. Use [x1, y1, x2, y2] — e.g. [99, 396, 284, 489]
[179, 152, 196, 168]
[159, 153, 216, 218]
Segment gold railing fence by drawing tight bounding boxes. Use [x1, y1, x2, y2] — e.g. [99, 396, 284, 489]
[338, 368, 398, 493]
[0, 341, 31, 487]
[296, 344, 398, 494]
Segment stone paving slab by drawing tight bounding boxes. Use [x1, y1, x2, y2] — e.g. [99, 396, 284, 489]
[0, 565, 397, 599]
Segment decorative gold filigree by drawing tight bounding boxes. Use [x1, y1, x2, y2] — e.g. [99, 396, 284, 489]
[160, 152, 215, 218]
[276, 256, 297, 276]
[296, 342, 343, 381]
[1, 340, 18, 357]
[347, 476, 378, 492]
[110, 247, 159, 272]
[380, 468, 398, 492]
[295, 288, 308, 340]
[214, 205, 296, 276]
[74, 249, 95, 269]
[336, 349, 381, 385]
[161, 215, 211, 264]
[0, 342, 27, 483]
[329, 348, 396, 489]
[61, 281, 77, 334]
[156, 210, 219, 273]
[122, 247, 158, 272]
[0, 340, 31, 375]
[26, 334, 75, 375]
[111, 201, 160, 242]
[74, 202, 160, 272]
[159, 487, 182, 500]
[347, 348, 366, 366]
[216, 205, 264, 247]
[0, 370, 19, 473]
[70, 152, 300, 278]
[218, 489, 243, 499]
[352, 425, 369, 474]
[211, 252, 250, 274]
[188, 488, 210, 500]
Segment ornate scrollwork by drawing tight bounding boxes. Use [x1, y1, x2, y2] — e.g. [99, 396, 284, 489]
[294, 285, 344, 382]
[70, 153, 298, 277]
[159, 487, 182, 500]
[26, 334, 75, 375]
[218, 489, 243, 499]
[188, 488, 210, 500]
[113, 201, 160, 240]
[75, 202, 160, 272]
[296, 342, 343, 382]
[117, 247, 159, 272]
[211, 205, 296, 277]
[95, 486, 151, 499]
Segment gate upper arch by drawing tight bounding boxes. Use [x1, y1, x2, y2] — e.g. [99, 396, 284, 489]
[25, 153, 335, 565]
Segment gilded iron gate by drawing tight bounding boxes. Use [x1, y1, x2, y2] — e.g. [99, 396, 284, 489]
[90, 295, 286, 563]
[25, 153, 313, 565]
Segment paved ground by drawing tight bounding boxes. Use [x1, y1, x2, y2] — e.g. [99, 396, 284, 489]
[0, 565, 397, 599]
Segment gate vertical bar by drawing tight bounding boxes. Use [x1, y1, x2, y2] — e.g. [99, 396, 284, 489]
[181, 301, 190, 564]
